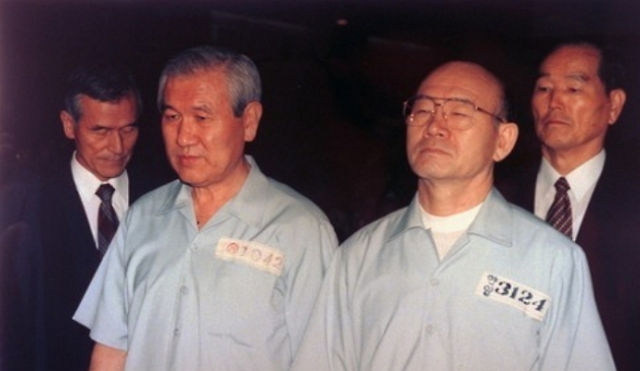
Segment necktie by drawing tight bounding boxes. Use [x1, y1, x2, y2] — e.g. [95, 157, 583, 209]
[545, 177, 573, 239]
[96, 184, 119, 255]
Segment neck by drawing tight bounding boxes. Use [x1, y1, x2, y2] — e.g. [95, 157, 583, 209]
[417, 174, 492, 216]
[542, 146, 602, 176]
[191, 160, 250, 228]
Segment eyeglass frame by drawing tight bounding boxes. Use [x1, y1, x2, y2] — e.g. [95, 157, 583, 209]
[402, 95, 507, 129]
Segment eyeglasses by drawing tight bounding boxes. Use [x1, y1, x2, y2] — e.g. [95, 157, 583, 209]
[402, 95, 506, 130]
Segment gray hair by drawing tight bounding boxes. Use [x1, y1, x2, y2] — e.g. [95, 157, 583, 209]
[64, 62, 142, 122]
[157, 46, 261, 117]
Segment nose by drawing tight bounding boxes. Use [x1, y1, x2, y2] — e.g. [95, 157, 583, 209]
[108, 131, 124, 154]
[548, 89, 563, 110]
[176, 120, 197, 147]
[424, 105, 448, 137]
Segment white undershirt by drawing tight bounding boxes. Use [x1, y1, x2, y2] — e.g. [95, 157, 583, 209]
[534, 150, 605, 241]
[420, 202, 483, 260]
[70, 152, 129, 249]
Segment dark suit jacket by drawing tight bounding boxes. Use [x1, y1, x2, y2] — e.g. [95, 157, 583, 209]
[1, 163, 41, 371]
[497, 152, 640, 371]
[37, 164, 159, 371]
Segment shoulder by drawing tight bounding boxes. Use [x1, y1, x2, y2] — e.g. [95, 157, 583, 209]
[504, 201, 585, 263]
[340, 207, 408, 251]
[262, 176, 332, 224]
[41, 164, 75, 191]
[128, 180, 181, 212]
[594, 154, 640, 206]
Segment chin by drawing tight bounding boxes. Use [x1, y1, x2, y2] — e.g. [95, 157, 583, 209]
[98, 169, 126, 180]
[176, 172, 205, 186]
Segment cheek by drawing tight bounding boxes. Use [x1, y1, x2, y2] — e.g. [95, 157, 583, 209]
[81, 135, 105, 154]
[124, 134, 139, 150]
[531, 95, 545, 112]
[405, 128, 422, 148]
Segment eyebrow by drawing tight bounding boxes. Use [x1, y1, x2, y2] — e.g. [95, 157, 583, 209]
[89, 123, 138, 131]
[536, 72, 591, 83]
[192, 104, 213, 114]
[565, 73, 591, 83]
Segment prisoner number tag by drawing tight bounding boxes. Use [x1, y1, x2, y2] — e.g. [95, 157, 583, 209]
[475, 272, 551, 321]
[215, 237, 285, 276]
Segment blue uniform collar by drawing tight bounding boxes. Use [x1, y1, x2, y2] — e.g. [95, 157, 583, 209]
[157, 155, 269, 230]
[388, 188, 513, 248]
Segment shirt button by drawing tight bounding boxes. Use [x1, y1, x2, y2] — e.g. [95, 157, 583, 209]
[425, 325, 434, 335]
[191, 243, 199, 251]
[430, 278, 440, 286]
[174, 328, 180, 337]
[180, 286, 189, 295]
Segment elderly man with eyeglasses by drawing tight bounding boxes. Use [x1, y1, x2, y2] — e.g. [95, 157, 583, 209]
[290, 61, 614, 371]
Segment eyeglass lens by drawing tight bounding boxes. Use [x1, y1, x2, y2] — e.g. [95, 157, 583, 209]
[405, 97, 476, 128]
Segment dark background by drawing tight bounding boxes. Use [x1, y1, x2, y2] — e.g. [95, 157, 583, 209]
[2, 0, 639, 240]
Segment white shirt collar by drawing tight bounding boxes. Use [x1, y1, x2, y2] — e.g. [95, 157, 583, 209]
[420, 202, 484, 233]
[70, 151, 129, 203]
[538, 150, 605, 202]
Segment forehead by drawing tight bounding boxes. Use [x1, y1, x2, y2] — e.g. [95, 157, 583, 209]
[417, 63, 501, 109]
[77, 94, 137, 126]
[539, 46, 602, 82]
[164, 69, 229, 102]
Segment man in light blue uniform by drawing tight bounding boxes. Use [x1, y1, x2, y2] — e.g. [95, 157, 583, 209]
[291, 61, 614, 371]
[74, 46, 337, 371]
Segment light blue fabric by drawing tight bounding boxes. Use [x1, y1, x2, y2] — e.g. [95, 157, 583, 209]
[292, 189, 615, 371]
[74, 156, 338, 371]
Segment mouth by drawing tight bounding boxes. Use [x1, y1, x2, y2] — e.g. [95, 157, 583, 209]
[541, 115, 570, 127]
[417, 145, 450, 157]
[100, 157, 127, 164]
[177, 154, 199, 165]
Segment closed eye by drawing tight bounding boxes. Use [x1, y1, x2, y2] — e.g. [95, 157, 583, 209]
[163, 112, 179, 121]
[120, 125, 139, 134]
[534, 85, 551, 93]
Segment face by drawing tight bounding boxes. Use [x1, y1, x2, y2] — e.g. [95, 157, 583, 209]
[161, 69, 261, 190]
[406, 62, 516, 186]
[532, 45, 625, 159]
[61, 94, 139, 181]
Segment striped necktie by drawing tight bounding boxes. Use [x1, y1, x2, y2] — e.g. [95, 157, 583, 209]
[96, 183, 119, 255]
[545, 177, 573, 239]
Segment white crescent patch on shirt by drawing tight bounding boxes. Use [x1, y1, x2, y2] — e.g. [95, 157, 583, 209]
[475, 272, 551, 321]
[215, 237, 285, 276]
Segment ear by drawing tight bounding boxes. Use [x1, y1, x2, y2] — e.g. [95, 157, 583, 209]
[60, 110, 77, 140]
[242, 101, 263, 142]
[493, 122, 519, 163]
[607, 88, 626, 125]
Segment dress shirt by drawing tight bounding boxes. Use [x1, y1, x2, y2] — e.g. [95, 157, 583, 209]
[70, 152, 129, 248]
[534, 150, 605, 240]
[291, 189, 614, 371]
[73, 156, 338, 371]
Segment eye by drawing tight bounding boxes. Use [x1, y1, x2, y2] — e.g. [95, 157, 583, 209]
[567, 86, 581, 93]
[446, 101, 474, 117]
[534, 85, 551, 93]
[120, 125, 139, 135]
[412, 109, 430, 116]
[92, 127, 109, 135]
[449, 111, 471, 117]
[162, 112, 180, 122]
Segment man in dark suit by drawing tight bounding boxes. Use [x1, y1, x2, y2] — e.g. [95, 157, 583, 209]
[36, 63, 157, 371]
[498, 41, 640, 370]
